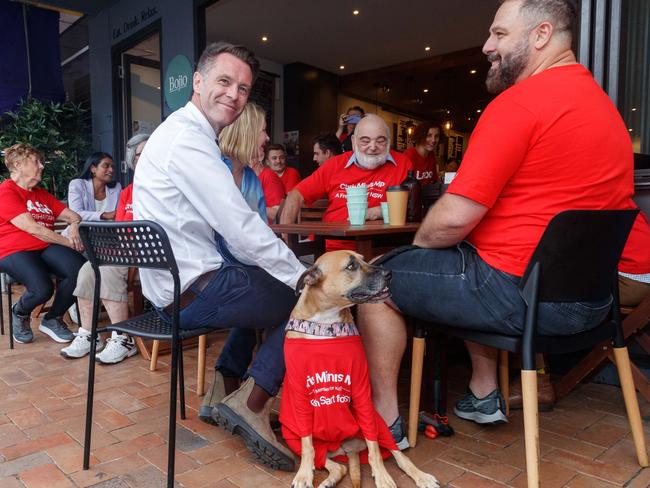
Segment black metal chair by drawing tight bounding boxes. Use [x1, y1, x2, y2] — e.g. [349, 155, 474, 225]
[407, 210, 648, 488]
[79, 221, 212, 488]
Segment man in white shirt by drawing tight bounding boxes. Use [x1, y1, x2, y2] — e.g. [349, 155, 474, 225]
[134, 42, 305, 471]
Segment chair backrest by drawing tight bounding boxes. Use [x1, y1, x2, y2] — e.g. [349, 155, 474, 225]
[520, 210, 639, 302]
[79, 221, 179, 276]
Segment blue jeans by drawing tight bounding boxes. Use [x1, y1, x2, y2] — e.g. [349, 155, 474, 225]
[158, 237, 297, 396]
[380, 242, 612, 336]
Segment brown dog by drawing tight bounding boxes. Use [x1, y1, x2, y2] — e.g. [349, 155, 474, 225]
[279, 250, 439, 488]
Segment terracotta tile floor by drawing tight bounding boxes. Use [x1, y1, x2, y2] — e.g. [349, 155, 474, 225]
[1, 289, 650, 487]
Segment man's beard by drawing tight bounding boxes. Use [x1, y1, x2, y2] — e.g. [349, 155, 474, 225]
[355, 149, 389, 169]
[485, 36, 530, 94]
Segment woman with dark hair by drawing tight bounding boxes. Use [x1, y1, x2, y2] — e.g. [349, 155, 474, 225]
[66, 152, 121, 226]
[403, 122, 442, 185]
[0, 143, 85, 344]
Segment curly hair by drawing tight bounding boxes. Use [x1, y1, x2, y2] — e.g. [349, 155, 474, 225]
[2, 143, 43, 172]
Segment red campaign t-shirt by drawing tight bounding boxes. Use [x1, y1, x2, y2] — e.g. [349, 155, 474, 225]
[295, 150, 411, 251]
[280, 336, 397, 468]
[448, 64, 637, 277]
[115, 184, 134, 222]
[0, 179, 66, 260]
[259, 167, 286, 208]
[403, 147, 438, 185]
[279, 167, 301, 193]
[620, 212, 650, 274]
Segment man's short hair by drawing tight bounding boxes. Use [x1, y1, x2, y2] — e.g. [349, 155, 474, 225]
[504, 0, 577, 38]
[196, 41, 260, 82]
[347, 105, 365, 115]
[313, 133, 343, 156]
[412, 121, 443, 146]
[2, 143, 43, 172]
[265, 143, 285, 160]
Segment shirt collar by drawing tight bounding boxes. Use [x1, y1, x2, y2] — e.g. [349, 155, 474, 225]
[345, 150, 396, 169]
[184, 101, 217, 141]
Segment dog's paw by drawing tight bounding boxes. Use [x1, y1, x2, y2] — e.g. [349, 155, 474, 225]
[291, 470, 314, 488]
[413, 472, 440, 488]
[372, 468, 397, 488]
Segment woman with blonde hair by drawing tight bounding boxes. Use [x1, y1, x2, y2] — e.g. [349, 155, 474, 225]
[219, 103, 284, 222]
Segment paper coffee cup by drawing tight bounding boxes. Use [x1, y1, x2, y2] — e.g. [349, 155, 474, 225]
[386, 185, 408, 226]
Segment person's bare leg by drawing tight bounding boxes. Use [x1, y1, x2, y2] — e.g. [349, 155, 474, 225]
[102, 299, 129, 324]
[357, 301, 407, 425]
[466, 341, 499, 398]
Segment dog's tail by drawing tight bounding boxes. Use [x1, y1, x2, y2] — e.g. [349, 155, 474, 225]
[348, 451, 361, 488]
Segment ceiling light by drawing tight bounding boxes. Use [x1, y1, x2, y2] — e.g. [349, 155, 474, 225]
[470, 69, 477, 74]
[423, 88, 429, 93]
[339, 65, 345, 70]
[261, 36, 268, 42]
[424, 46, 431, 51]
[353, 9, 360, 15]
[632, 107, 637, 111]
[629, 128, 634, 132]
[476, 109, 482, 113]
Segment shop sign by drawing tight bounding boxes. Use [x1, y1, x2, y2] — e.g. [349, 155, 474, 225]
[112, 6, 159, 40]
[164, 54, 193, 111]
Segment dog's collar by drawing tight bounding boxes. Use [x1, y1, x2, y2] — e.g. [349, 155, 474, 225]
[286, 318, 359, 337]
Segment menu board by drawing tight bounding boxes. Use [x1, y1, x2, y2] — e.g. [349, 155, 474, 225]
[249, 70, 276, 137]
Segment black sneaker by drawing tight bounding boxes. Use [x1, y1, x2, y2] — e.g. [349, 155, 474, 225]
[388, 415, 410, 450]
[11, 305, 33, 343]
[39, 317, 74, 343]
[454, 389, 508, 425]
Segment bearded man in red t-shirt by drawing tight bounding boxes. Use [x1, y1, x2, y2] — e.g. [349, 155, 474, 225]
[280, 114, 411, 251]
[356, 0, 642, 445]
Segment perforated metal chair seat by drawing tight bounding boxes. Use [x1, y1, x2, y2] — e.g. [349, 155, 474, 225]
[101, 311, 212, 340]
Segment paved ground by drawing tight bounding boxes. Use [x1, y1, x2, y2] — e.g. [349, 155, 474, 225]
[1, 289, 650, 487]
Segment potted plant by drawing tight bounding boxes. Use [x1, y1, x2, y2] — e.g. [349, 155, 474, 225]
[0, 98, 91, 200]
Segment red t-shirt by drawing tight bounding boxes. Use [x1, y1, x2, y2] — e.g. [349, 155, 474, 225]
[403, 147, 438, 185]
[295, 150, 412, 251]
[448, 64, 637, 277]
[279, 167, 301, 193]
[0, 179, 66, 260]
[620, 212, 650, 274]
[280, 336, 397, 468]
[116, 184, 134, 222]
[259, 167, 286, 208]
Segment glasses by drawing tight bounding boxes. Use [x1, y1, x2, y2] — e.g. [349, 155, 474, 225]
[357, 136, 388, 147]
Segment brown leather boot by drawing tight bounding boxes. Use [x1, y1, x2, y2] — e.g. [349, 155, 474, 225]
[199, 369, 226, 426]
[508, 372, 556, 412]
[213, 377, 295, 471]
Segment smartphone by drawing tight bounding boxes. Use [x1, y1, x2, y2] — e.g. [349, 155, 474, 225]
[346, 115, 362, 124]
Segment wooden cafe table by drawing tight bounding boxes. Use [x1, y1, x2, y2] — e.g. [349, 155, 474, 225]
[270, 220, 420, 260]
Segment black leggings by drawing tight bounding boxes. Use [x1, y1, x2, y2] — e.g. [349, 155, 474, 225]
[0, 245, 86, 318]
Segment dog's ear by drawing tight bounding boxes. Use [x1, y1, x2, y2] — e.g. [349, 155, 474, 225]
[295, 265, 323, 295]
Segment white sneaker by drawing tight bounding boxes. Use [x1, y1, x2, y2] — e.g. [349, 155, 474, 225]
[60, 330, 104, 359]
[96, 332, 137, 364]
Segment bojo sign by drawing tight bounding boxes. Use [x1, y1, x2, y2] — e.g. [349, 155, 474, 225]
[164, 54, 193, 111]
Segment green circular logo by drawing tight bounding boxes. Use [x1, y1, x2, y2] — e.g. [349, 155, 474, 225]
[164, 54, 193, 111]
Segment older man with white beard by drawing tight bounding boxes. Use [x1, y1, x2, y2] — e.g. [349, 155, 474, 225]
[281, 114, 412, 251]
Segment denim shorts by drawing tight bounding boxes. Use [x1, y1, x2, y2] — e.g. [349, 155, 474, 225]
[379, 242, 612, 336]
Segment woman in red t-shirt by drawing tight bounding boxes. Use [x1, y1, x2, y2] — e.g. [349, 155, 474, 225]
[0, 143, 85, 344]
[220, 103, 285, 223]
[61, 134, 150, 364]
[402, 122, 442, 186]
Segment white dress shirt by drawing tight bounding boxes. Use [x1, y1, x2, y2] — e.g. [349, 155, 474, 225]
[133, 101, 305, 307]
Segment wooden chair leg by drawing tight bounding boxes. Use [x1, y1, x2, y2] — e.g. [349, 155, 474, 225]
[408, 336, 426, 448]
[150, 339, 160, 371]
[612, 346, 649, 467]
[197, 335, 207, 396]
[521, 369, 540, 488]
[499, 350, 510, 416]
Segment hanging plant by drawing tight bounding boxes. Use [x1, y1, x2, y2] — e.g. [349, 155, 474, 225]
[0, 98, 91, 200]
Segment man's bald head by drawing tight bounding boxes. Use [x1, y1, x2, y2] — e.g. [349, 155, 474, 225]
[354, 114, 391, 141]
[352, 114, 392, 170]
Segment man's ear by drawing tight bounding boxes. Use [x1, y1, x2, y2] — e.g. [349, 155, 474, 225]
[533, 21, 553, 49]
[192, 71, 202, 94]
[296, 265, 323, 295]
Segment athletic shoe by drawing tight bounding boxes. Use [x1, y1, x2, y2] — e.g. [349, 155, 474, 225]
[11, 305, 33, 344]
[453, 389, 508, 425]
[39, 317, 74, 343]
[95, 332, 137, 364]
[60, 330, 104, 359]
[388, 415, 410, 450]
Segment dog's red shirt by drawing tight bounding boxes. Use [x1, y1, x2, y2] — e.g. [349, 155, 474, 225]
[280, 336, 397, 467]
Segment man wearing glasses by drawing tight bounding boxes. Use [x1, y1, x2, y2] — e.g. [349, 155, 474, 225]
[281, 114, 412, 252]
